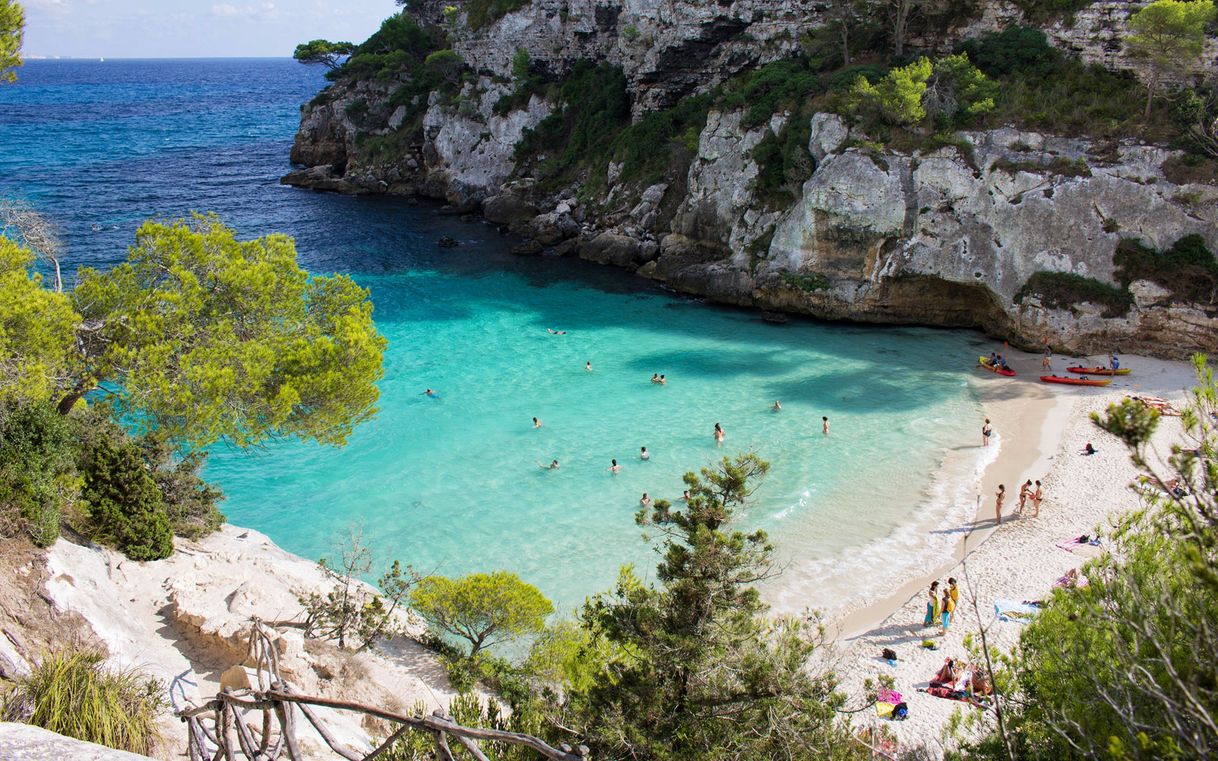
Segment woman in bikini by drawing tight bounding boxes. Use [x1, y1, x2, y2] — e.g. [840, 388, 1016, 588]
[1032, 480, 1044, 516]
[995, 484, 1006, 525]
[982, 418, 992, 447]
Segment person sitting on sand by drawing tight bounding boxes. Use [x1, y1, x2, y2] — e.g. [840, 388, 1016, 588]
[995, 484, 1006, 525]
[640, 446, 650, 460]
[932, 657, 957, 687]
[970, 668, 993, 697]
[924, 581, 940, 627]
[609, 459, 621, 474]
[773, 400, 782, 412]
[1083, 442, 1097, 455]
[640, 492, 652, 507]
[1033, 480, 1044, 516]
[714, 422, 725, 444]
[1018, 480, 1033, 514]
[532, 417, 542, 429]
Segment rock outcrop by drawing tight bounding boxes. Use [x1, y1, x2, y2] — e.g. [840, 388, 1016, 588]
[0, 723, 154, 761]
[283, 1, 1218, 357]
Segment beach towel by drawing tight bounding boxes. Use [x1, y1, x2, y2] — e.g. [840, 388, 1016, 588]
[878, 688, 903, 705]
[995, 599, 1041, 623]
[918, 686, 990, 709]
[1056, 535, 1102, 553]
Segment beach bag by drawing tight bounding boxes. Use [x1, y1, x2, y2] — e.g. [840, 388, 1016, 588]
[881, 647, 898, 661]
[875, 701, 894, 718]
[892, 702, 908, 721]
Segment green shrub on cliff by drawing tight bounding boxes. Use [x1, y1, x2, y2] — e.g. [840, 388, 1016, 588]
[1014, 271, 1133, 317]
[2, 650, 165, 756]
[1115, 234, 1218, 307]
[80, 436, 174, 562]
[0, 401, 78, 547]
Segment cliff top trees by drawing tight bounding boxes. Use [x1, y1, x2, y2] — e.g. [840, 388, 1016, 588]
[411, 571, 553, 658]
[293, 39, 355, 71]
[65, 214, 387, 449]
[1126, 0, 1217, 117]
[0, 0, 22, 84]
[0, 238, 77, 408]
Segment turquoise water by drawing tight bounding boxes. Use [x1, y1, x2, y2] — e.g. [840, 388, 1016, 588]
[2, 60, 986, 613]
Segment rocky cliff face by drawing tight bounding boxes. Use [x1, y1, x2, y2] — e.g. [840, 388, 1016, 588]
[284, 1, 1218, 357]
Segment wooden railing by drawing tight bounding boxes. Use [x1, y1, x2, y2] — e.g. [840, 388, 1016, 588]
[177, 621, 589, 761]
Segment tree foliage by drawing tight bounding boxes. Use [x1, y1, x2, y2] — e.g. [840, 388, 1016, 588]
[925, 53, 999, 124]
[852, 56, 934, 125]
[0, 237, 78, 408]
[1126, 0, 1218, 117]
[293, 39, 355, 70]
[67, 214, 386, 449]
[563, 454, 864, 760]
[959, 355, 1218, 759]
[0, 0, 22, 84]
[0, 401, 78, 547]
[300, 529, 419, 651]
[80, 436, 174, 562]
[411, 571, 553, 657]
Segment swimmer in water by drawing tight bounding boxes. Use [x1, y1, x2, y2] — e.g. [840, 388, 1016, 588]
[585, 361, 592, 372]
[714, 423, 724, 444]
[532, 417, 542, 429]
[547, 328, 567, 335]
[681, 490, 691, 502]
[640, 492, 652, 507]
[773, 400, 782, 412]
[658, 374, 666, 385]
[650, 373, 660, 384]
[423, 388, 438, 398]
[822, 416, 829, 436]
[609, 459, 621, 474]
[539, 459, 559, 470]
[640, 446, 650, 460]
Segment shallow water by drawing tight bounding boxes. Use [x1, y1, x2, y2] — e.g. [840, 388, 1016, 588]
[1, 59, 988, 613]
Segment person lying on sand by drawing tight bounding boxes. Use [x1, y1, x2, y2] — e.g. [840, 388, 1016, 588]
[1083, 442, 1097, 455]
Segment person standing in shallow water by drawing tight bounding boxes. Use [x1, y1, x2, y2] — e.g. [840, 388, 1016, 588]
[995, 484, 1006, 525]
[772, 400, 782, 412]
[585, 360, 592, 372]
[640, 446, 650, 460]
[532, 417, 542, 429]
[609, 459, 621, 474]
[714, 423, 724, 444]
[982, 418, 992, 446]
[822, 416, 830, 436]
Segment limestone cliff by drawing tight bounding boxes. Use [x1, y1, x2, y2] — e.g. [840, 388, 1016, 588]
[284, 0, 1218, 357]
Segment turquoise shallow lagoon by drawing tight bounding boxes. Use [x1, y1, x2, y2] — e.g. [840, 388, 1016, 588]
[2, 59, 988, 614]
[204, 261, 983, 612]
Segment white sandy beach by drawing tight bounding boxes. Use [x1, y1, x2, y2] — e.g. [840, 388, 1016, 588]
[823, 349, 1197, 755]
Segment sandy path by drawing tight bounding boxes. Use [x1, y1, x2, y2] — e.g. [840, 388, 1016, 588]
[822, 351, 1196, 754]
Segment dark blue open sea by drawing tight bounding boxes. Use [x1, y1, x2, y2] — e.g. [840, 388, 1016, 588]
[1, 59, 984, 612]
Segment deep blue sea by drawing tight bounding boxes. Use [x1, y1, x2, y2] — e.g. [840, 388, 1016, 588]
[1, 59, 990, 614]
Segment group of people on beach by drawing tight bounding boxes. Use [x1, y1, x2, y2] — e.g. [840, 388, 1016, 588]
[993, 478, 1045, 526]
[923, 578, 959, 634]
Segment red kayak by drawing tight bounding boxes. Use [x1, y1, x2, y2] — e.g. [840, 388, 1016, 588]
[1041, 375, 1112, 387]
[1066, 366, 1130, 376]
[979, 356, 1016, 377]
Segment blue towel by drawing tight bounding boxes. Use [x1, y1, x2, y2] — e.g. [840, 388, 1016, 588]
[994, 599, 1040, 623]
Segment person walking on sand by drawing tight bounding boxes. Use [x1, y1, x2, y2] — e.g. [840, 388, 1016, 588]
[1018, 479, 1033, 514]
[822, 416, 830, 436]
[982, 418, 993, 446]
[714, 422, 725, 444]
[924, 581, 941, 627]
[1033, 480, 1044, 517]
[941, 587, 955, 634]
[995, 484, 1006, 525]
